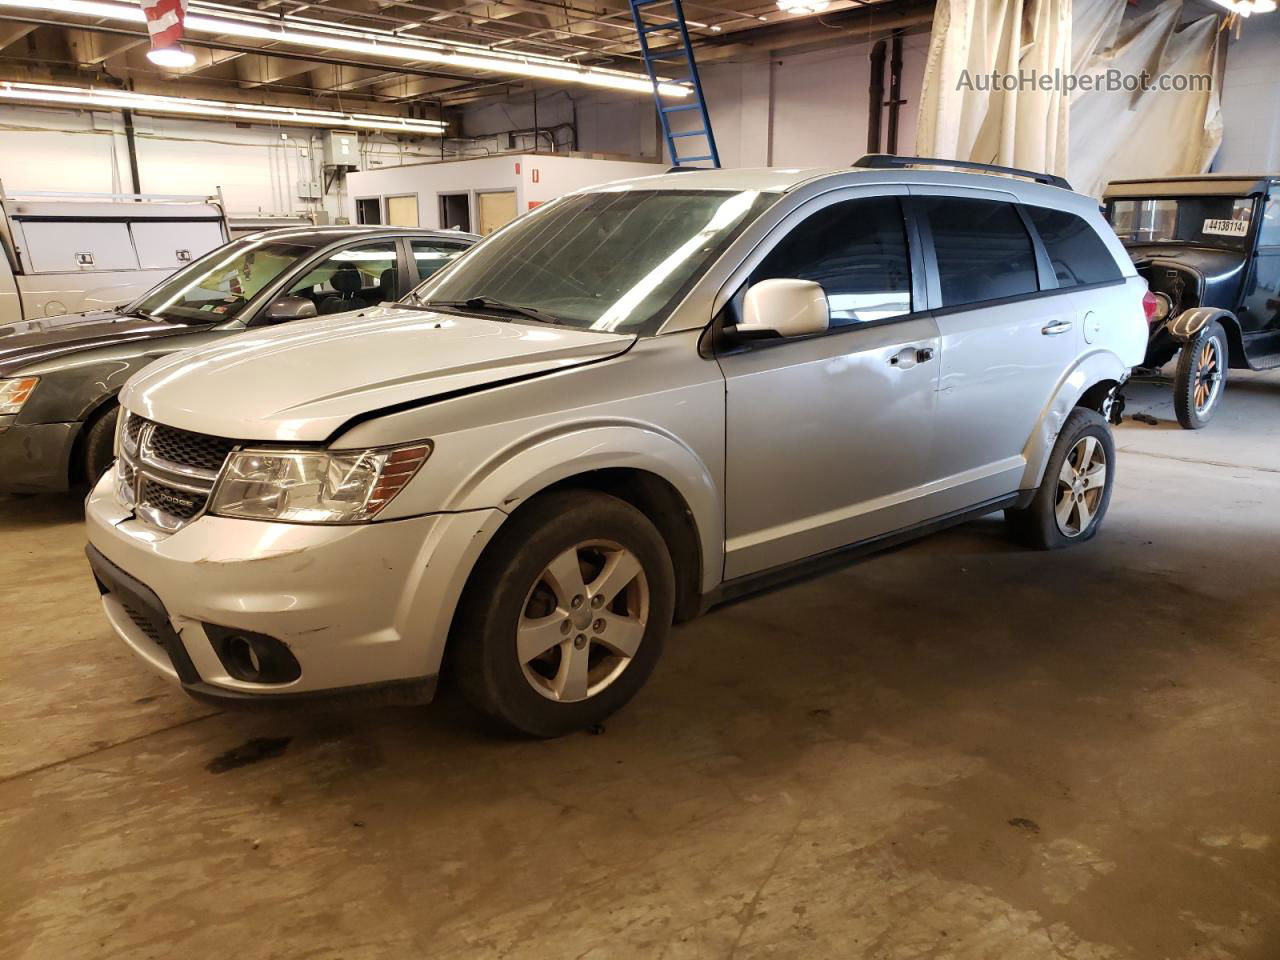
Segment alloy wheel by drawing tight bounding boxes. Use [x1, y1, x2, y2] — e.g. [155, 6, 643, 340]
[517, 539, 649, 702]
[1055, 436, 1107, 538]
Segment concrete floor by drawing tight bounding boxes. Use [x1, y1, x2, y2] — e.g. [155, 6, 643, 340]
[2, 371, 1279, 960]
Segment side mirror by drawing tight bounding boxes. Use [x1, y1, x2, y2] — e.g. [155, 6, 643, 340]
[259, 295, 317, 325]
[731, 278, 829, 341]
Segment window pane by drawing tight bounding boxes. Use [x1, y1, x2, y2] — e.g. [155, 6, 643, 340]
[289, 241, 400, 313]
[1026, 207, 1123, 287]
[922, 198, 1038, 307]
[1261, 188, 1280, 247]
[751, 196, 912, 326]
[414, 189, 776, 334]
[411, 240, 468, 281]
[133, 238, 319, 324]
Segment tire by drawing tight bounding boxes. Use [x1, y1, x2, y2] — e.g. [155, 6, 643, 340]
[82, 404, 119, 486]
[1173, 321, 1227, 430]
[450, 490, 676, 738]
[1005, 407, 1115, 550]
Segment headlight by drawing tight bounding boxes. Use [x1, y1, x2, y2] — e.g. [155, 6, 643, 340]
[209, 442, 432, 524]
[0, 377, 39, 415]
[1152, 292, 1172, 323]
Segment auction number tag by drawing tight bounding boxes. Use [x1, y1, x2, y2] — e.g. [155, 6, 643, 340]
[1203, 218, 1249, 237]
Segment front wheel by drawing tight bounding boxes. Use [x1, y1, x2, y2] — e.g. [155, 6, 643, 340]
[82, 404, 119, 486]
[1173, 321, 1227, 429]
[451, 490, 675, 737]
[1006, 407, 1115, 550]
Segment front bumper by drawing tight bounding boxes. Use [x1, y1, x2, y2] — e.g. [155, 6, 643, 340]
[0, 419, 79, 493]
[85, 468, 505, 703]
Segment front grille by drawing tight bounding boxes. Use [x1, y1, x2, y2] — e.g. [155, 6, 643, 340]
[124, 413, 144, 445]
[148, 423, 238, 474]
[117, 414, 242, 531]
[118, 597, 163, 644]
[140, 478, 205, 522]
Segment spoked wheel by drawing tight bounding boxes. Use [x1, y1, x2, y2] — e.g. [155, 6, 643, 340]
[518, 540, 649, 703]
[1005, 407, 1116, 550]
[452, 490, 675, 737]
[1174, 321, 1227, 429]
[1054, 435, 1107, 538]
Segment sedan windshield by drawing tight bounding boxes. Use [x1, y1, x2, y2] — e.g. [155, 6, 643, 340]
[410, 188, 778, 335]
[130, 235, 324, 324]
[1108, 195, 1256, 252]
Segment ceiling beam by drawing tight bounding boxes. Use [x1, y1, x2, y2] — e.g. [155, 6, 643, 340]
[0, 21, 36, 51]
[64, 27, 146, 64]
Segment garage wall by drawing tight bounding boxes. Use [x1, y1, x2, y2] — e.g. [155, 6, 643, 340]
[686, 35, 930, 169]
[0, 104, 442, 218]
[1216, 18, 1280, 173]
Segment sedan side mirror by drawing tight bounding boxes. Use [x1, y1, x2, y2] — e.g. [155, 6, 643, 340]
[730, 278, 829, 341]
[259, 295, 317, 325]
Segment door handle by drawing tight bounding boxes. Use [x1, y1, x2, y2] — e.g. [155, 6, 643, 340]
[889, 346, 936, 367]
[1042, 319, 1073, 336]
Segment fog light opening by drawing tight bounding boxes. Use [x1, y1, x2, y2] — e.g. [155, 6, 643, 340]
[207, 626, 302, 685]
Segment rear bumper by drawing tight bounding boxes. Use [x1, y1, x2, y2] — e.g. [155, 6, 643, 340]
[0, 420, 78, 493]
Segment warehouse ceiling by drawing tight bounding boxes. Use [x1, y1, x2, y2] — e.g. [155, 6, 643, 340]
[0, 0, 930, 117]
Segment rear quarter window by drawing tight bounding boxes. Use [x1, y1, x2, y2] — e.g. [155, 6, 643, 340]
[1026, 206, 1123, 287]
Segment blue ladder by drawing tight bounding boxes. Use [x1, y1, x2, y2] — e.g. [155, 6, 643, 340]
[628, 0, 720, 168]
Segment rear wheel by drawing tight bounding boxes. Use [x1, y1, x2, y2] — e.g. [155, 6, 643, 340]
[1006, 407, 1115, 550]
[1173, 321, 1227, 429]
[451, 490, 675, 737]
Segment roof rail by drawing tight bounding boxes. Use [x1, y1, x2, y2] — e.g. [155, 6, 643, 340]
[852, 154, 1072, 191]
[665, 166, 702, 173]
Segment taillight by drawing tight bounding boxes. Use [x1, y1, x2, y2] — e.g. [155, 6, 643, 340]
[1142, 290, 1159, 324]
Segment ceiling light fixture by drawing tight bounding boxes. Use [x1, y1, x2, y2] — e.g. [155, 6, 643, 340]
[145, 43, 196, 67]
[775, 0, 829, 13]
[0, 0, 692, 96]
[0, 80, 450, 134]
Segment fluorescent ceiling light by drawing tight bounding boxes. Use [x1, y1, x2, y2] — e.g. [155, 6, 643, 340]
[776, 0, 829, 11]
[0, 0, 691, 97]
[146, 44, 197, 67]
[0, 81, 449, 134]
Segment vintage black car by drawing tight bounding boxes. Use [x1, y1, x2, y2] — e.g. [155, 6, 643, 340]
[1103, 174, 1280, 428]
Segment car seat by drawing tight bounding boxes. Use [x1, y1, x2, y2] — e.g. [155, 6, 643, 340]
[377, 267, 398, 302]
[319, 264, 367, 314]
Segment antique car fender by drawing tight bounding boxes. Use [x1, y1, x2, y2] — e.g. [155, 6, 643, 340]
[1166, 307, 1236, 343]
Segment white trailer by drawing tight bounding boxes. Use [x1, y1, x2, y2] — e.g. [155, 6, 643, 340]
[0, 184, 229, 331]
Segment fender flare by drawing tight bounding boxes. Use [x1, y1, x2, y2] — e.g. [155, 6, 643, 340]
[447, 420, 724, 596]
[1019, 350, 1129, 491]
[1166, 307, 1235, 344]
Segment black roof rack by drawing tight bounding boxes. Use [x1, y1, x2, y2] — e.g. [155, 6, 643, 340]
[852, 154, 1072, 191]
[665, 166, 704, 173]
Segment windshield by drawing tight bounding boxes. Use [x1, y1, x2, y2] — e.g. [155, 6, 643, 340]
[410, 188, 779, 334]
[1107, 195, 1256, 252]
[130, 235, 324, 324]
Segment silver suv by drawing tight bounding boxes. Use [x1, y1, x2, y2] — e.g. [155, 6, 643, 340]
[86, 156, 1149, 736]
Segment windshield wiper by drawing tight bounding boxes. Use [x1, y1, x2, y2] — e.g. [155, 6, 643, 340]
[425, 296, 563, 326]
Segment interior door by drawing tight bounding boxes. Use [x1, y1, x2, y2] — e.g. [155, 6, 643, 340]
[910, 188, 1079, 510]
[717, 190, 941, 580]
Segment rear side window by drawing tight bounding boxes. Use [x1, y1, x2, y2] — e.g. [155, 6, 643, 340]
[1026, 206, 1123, 287]
[920, 197, 1038, 307]
[751, 196, 912, 326]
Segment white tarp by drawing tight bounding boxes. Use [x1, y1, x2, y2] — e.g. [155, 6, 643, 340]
[914, 0, 1223, 196]
[1069, 0, 1223, 197]
[914, 0, 1072, 178]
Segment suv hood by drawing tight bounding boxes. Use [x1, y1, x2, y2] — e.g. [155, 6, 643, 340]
[122, 305, 635, 442]
[0, 310, 197, 377]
